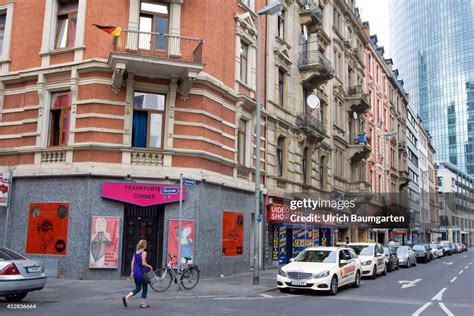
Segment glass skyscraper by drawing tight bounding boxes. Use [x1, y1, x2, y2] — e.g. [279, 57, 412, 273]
[389, 0, 474, 174]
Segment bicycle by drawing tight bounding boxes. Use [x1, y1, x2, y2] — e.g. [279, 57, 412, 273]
[149, 254, 200, 292]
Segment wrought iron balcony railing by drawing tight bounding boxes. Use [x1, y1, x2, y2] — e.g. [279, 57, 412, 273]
[296, 113, 326, 136]
[300, 0, 323, 25]
[113, 29, 204, 63]
[298, 50, 334, 75]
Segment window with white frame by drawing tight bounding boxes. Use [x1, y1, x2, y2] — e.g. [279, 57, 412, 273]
[132, 92, 166, 148]
[303, 146, 311, 184]
[240, 40, 249, 84]
[55, 0, 78, 49]
[278, 68, 285, 107]
[277, 10, 285, 39]
[241, 0, 253, 10]
[277, 136, 285, 177]
[0, 13, 5, 55]
[49, 91, 72, 147]
[41, 0, 86, 54]
[139, 1, 169, 51]
[237, 119, 248, 165]
[0, 3, 13, 62]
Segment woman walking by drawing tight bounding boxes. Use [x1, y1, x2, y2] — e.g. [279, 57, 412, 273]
[122, 239, 153, 308]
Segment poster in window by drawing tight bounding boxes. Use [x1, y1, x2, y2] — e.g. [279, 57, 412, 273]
[0, 169, 11, 207]
[292, 227, 320, 257]
[89, 216, 120, 269]
[167, 219, 195, 268]
[222, 211, 244, 256]
[26, 203, 69, 255]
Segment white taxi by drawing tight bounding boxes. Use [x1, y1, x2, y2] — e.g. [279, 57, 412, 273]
[347, 242, 387, 279]
[277, 247, 362, 295]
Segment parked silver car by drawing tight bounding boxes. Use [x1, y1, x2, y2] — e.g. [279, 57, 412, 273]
[396, 246, 417, 268]
[0, 247, 47, 302]
[430, 243, 443, 258]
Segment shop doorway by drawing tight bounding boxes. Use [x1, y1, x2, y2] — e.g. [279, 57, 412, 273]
[121, 204, 164, 276]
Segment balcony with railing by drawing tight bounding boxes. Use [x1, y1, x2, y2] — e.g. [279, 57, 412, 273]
[295, 113, 326, 141]
[298, 49, 334, 88]
[348, 181, 371, 193]
[299, 1, 323, 32]
[108, 29, 204, 95]
[348, 133, 372, 164]
[345, 85, 370, 114]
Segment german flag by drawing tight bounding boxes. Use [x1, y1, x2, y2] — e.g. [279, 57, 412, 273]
[93, 24, 122, 36]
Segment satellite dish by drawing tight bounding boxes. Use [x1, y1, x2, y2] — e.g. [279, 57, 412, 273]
[303, 25, 308, 41]
[353, 111, 358, 120]
[307, 94, 320, 110]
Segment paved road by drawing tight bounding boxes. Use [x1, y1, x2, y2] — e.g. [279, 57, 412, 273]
[1, 251, 473, 315]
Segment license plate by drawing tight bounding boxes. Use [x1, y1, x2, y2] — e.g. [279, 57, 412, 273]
[27, 266, 41, 273]
[291, 281, 307, 286]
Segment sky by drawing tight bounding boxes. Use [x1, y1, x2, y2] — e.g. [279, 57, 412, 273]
[356, 0, 391, 57]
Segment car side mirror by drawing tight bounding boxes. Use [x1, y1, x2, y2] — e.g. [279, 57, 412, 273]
[339, 259, 348, 266]
[289, 258, 295, 262]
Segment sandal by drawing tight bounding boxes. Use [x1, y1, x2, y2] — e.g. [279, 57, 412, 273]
[122, 296, 128, 308]
[140, 304, 150, 308]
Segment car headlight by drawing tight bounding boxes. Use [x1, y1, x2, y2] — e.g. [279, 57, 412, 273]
[362, 260, 372, 266]
[313, 270, 330, 279]
[278, 268, 287, 277]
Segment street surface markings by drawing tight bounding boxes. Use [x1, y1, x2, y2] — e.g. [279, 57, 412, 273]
[442, 262, 454, 265]
[438, 303, 454, 316]
[458, 270, 464, 274]
[398, 279, 422, 289]
[412, 302, 432, 316]
[431, 288, 447, 301]
[450, 277, 457, 283]
[259, 293, 273, 298]
[214, 297, 265, 300]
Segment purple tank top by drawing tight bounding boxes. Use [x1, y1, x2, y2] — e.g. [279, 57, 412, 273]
[133, 251, 145, 282]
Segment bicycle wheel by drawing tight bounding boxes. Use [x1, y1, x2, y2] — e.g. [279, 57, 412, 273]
[180, 267, 200, 290]
[149, 268, 173, 292]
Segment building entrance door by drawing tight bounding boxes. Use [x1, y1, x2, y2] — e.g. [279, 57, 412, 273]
[121, 204, 164, 276]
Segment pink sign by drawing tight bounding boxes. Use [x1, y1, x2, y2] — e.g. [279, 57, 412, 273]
[101, 183, 186, 207]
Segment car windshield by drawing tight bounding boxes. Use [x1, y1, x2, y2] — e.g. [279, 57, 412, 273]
[397, 247, 407, 254]
[349, 245, 374, 256]
[413, 245, 425, 251]
[294, 250, 336, 263]
[0, 247, 27, 260]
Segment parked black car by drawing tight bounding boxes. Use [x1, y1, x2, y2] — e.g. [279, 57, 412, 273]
[383, 246, 399, 272]
[440, 240, 453, 256]
[413, 244, 431, 263]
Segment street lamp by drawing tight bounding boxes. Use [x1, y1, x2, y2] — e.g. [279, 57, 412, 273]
[253, 1, 283, 286]
[383, 131, 397, 244]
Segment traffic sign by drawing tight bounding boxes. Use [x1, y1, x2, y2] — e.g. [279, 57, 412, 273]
[183, 178, 195, 186]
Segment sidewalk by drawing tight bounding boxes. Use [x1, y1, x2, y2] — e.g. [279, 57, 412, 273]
[29, 269, 278, 303]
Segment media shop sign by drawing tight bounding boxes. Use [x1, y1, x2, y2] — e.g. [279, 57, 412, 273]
[101, 183, 186, 207]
